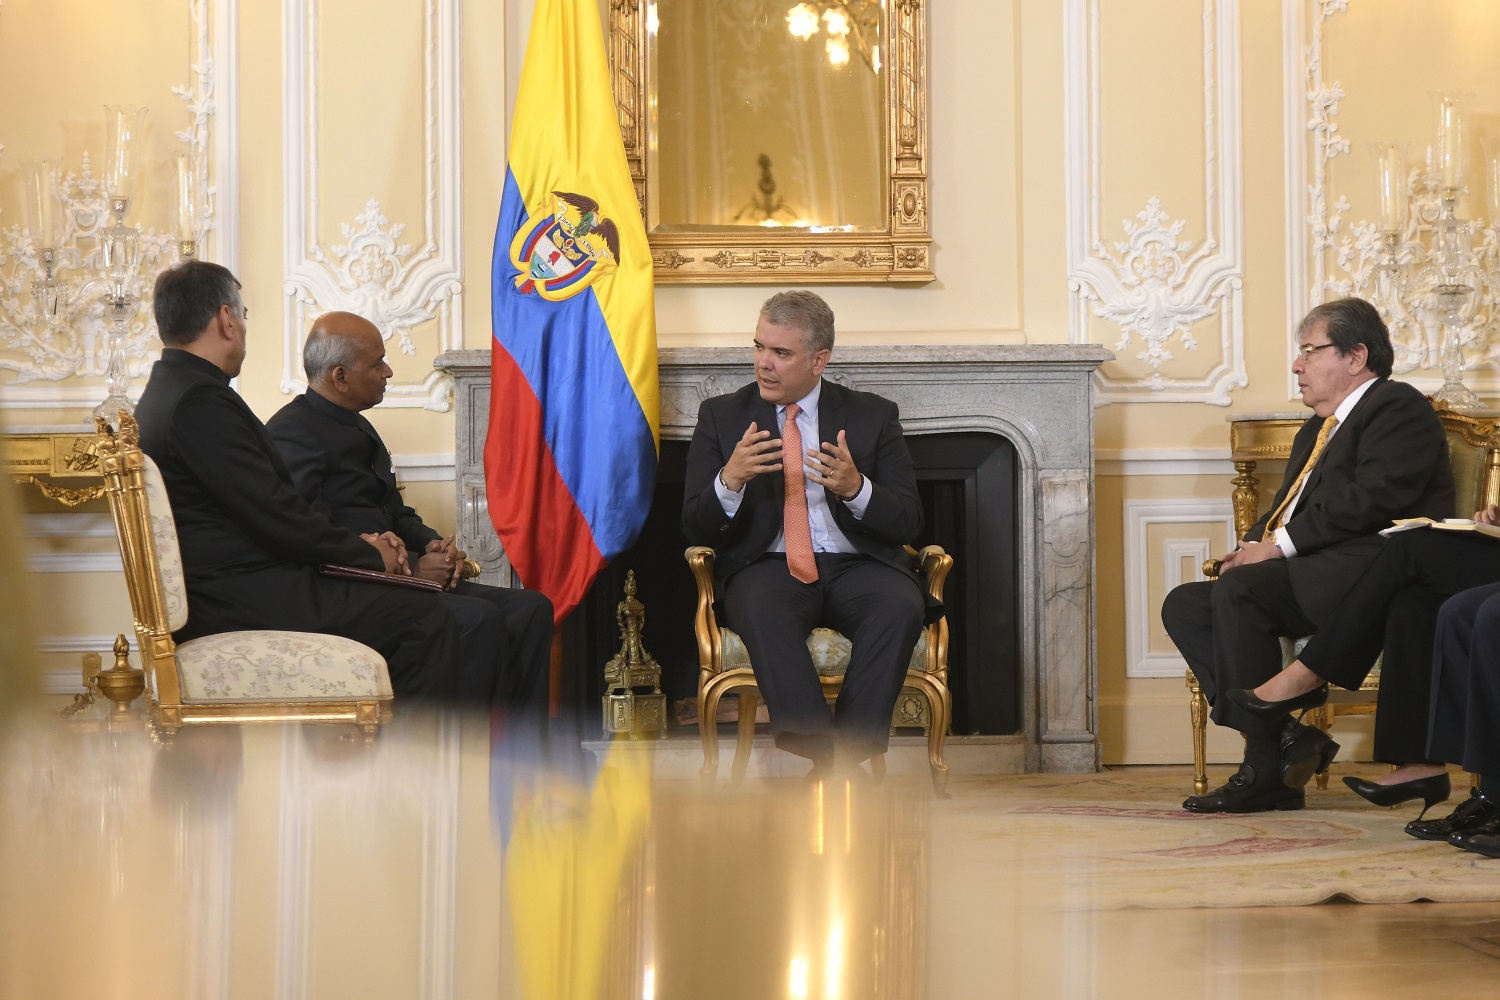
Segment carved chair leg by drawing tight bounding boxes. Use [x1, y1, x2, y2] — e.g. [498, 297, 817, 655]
[1307, 703, 1334, 790]
[730, 691, 758, 784]
[699, 685, 724, 781]
[926, 682, 951, 798]
[1186, 671, 1209, 796]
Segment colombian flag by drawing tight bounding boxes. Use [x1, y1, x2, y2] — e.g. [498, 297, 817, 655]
[487, 0, 658, 623]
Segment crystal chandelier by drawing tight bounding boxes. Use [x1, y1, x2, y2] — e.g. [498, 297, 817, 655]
[785, 1, 881, 73]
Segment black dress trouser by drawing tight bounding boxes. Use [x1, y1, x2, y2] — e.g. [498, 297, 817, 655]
[1294, 531, 1500, 762]
[1161, 558, 1317, 737]
[1427, 582, 1500, 776]
[723, 552, 925, 761]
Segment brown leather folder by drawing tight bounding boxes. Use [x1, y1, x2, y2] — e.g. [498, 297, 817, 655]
[318, 563, 445, 592]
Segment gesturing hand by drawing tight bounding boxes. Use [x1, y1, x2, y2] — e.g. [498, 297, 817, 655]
[720, 421, 783, 493]
[806, 429, 862, 500]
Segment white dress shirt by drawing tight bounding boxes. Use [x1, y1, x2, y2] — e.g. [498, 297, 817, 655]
[714, 381, 874, 553]
[1273, 376, 1377, 558]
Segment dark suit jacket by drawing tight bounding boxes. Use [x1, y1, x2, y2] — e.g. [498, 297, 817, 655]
[266, 390, 441, 559]
[1243, 376, 1454, 621]
[133, 350, 384, 637]
[682, 379, 934, 617]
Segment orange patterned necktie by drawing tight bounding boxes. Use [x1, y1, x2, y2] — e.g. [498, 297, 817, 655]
[1264, 416, 1339, 533]
[781, 403, 819, 584]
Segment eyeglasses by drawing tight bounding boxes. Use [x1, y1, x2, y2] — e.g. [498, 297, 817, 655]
[1295, 342, 1337, 361]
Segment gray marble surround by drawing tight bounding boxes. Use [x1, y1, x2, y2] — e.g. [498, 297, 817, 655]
[436, 344, 1112, 773]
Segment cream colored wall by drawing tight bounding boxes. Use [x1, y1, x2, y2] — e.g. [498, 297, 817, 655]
[6, 0, 1499, 762]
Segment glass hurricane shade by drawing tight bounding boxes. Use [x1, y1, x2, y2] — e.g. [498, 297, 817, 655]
[1432, 92, 1470, 190]
[21, 159, 62, 248]
[103, 105, 148, 205]
[1371, 141, 1407, 232]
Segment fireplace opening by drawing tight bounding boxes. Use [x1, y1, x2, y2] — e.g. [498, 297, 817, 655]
[560, 433, 1021, 736]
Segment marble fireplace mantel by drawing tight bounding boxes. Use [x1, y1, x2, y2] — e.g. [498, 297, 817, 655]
[436, 344, 1112, 773]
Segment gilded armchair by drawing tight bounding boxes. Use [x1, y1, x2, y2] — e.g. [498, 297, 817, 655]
[685, 544, 954, 794]
[97, 412, 394, 736]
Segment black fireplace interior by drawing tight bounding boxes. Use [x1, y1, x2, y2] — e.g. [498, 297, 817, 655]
[560, 433, 1021, 736]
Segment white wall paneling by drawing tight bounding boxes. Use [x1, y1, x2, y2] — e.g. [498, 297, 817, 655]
[1065, 0, 1246, 404]
[281, 0, 463, 411]
[1122, 498, 1235, 678]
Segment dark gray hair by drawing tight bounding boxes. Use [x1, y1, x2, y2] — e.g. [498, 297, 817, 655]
[302, 327, 363, 381]
[152, 260, 242, 346]
[1298, 297, 1394, 378]
[760, 290, 835, 354]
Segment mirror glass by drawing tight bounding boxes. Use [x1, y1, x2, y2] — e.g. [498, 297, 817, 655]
[649, 0, 887, 233]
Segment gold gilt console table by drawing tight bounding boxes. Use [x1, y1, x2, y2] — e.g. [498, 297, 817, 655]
[3, 428, 105, 507]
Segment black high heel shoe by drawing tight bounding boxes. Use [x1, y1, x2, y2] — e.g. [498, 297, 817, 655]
[1343, 772, 1451, 820]
[1226, 684, 1330, 719]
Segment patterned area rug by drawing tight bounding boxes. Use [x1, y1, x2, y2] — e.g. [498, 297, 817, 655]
[934, 766, 1500, 909]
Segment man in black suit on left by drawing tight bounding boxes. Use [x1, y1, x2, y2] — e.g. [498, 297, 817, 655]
[266, 312, 552, 717]
[135, 260, 467, 703]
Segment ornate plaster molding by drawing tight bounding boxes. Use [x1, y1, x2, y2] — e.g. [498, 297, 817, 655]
[0, 0, 233, 409]
[281, 0, 462, 411]
[1065, 0, 1247, 405]
[1285, 0, 1500, 397]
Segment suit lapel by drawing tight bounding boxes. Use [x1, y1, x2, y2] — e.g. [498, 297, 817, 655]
[746, 388, 782, 508]
[1300, 377, 1382, 497]
[818, 379, 846, 506]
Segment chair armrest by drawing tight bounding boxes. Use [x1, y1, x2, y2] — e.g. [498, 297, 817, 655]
[461, 558, 481, 580]
[1202, 558, 1222, 580]
[684, 546, 722, 677]
[917, 544, 953, 603]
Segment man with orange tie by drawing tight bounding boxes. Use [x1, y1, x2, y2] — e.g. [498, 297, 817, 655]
[682, 290, 938, 772]
[1162, 297, 1454, 813]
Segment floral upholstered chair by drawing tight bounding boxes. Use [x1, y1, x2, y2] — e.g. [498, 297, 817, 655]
[96, 412, 393, 736]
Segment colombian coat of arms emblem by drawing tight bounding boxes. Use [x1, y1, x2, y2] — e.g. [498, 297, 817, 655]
[508, 191, 622, 301]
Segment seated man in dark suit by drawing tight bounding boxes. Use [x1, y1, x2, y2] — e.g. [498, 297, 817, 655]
[267, 312, 552, 717]
[136, 261, 466, 702]
[1162, 297, 1453, 814]
[681, 290, 937, 771]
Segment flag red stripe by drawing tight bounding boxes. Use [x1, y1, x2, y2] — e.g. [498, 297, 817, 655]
[483, 344, 606, 623]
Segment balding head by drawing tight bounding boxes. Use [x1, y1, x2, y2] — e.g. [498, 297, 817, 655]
[303, 312, 391, 411]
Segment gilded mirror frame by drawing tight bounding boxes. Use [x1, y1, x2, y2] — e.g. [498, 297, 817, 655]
[608, 0, 932, 285]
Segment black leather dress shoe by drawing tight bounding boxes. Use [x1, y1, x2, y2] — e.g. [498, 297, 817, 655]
[1343, 772, 1451, 820]
[1226, 684, 1330, 719]
[1282, 721, 1338, 789]
[1183, 764, 1305, 814]
[1450, 829, 1500, 858]
[1406, 788, 1500, 841]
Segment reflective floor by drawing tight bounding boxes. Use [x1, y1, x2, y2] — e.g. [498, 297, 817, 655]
[2, 704, 1498, 1000]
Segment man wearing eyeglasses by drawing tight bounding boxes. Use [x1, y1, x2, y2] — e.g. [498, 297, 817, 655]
[1162, 297, 1454, 813]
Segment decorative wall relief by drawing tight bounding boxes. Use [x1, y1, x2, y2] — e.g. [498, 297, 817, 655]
[1288, 0, 1500, 396]
[0, 0, 228, 409]
[281, 0, 462, 411]
[1064, 0, 1246, 405]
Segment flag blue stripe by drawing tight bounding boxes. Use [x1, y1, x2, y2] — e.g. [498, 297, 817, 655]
[490, 170, 656, 558]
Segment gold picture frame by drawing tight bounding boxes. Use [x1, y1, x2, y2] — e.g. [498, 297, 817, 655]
[607, 0, 932, 285]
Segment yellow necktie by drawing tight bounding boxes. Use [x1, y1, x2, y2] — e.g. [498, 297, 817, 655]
[1264, 416, 1338, 534]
